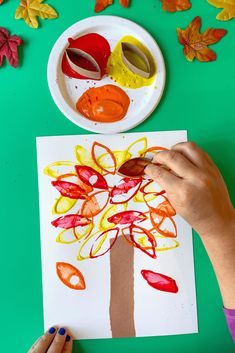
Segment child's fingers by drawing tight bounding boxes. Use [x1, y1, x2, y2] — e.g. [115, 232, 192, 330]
[172, 142, 213, 169]
[47, 327, 67, 353]
[28, 327, 58, 353]
[152, 150, 197, 178]
[145, 163, 181, 191]
[27, 336, 42, 353]
[62, 335, 73, 353]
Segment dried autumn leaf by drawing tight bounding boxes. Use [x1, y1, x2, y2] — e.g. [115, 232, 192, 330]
[119, 0, 129, 7]
[177, 16, 227, 62]
[15, 0, 58, 29]
[95, 0, 113, 12]
[208, 0, 235, 21]
[161, 0, 191, 12]
[0, 27, 23, 68]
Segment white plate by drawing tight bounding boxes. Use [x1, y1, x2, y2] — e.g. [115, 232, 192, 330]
[47, 16, 166, 134]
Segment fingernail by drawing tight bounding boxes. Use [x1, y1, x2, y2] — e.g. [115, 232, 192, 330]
[48, 327, 56, 334]
[58, 328, 66, 336]
[66, 335, 71, 342]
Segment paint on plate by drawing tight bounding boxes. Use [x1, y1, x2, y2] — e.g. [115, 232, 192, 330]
[76, 84, 130, 122]
[62, 33, 111, 80]
[107, 35, 156, 89]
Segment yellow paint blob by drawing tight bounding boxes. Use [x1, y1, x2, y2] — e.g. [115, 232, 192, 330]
[107, 35, 156, 89]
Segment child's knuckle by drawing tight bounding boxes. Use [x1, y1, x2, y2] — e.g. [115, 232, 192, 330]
[167, 150, 178, 162]
[187, 141, 197, 150]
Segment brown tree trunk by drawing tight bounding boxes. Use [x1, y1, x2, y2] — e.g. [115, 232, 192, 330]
[109, 236, 136, 338]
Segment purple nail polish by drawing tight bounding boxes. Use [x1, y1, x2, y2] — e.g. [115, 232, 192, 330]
[66, 335, 71, 342]
[48, 327, 56, 334]
[58, 328, 66, 336]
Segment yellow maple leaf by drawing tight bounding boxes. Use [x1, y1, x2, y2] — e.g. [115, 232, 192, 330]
[208, 0, 235, 21]
[15, 0, 58, 29]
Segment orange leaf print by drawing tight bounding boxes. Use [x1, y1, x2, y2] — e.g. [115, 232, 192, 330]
[80, 191, 109, 218]
[95, 0, 113, 12]
[161, 0, 191, 12]
[56, 262, 86, 290]
[177, 16, 227, 62]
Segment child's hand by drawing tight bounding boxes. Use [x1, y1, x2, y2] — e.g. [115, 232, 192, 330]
[145, 142, 235, 238]
[28, 327, 72, 353]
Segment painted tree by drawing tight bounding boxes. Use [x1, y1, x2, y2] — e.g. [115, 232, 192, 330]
[44, 137, 180, 337]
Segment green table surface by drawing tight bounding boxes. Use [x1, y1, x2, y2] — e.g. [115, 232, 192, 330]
[1, 0, 235, 352]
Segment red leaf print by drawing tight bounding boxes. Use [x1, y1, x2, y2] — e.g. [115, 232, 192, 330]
[52, 180, 86, 199]
[108, 210, 147, 225]
[90, 228, 119, 258]
[0, 27, 23, 68]
[51, 214, 91, 229]
[141, 270, 178, 293]
[122, 225, 157, 259]
[110, 177, 142, 204]
[75, 165, 108, 190]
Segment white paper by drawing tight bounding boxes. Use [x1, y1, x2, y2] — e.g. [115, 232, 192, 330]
[36, 131, 198, 339]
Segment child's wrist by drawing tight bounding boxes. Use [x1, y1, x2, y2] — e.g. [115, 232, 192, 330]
[198, 210, 235, 240]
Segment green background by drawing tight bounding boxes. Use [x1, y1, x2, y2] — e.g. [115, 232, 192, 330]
[0, 0, 234, 352]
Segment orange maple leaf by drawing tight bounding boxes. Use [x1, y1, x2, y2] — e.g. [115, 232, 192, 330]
[161, 0, 191, 12]
[95, 0, 113, 12]
[119, 0, 129, 7]
[177, 16, 227, 62]
[95, 0, 129, 12]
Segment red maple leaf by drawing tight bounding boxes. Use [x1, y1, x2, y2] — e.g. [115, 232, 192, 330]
[0, 27, 23, 68]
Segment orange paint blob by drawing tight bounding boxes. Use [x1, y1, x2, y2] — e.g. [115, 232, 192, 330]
[76, 85, 130, 123]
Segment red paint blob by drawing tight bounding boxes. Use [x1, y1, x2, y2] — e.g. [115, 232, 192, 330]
[62, 33, 111, 80]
